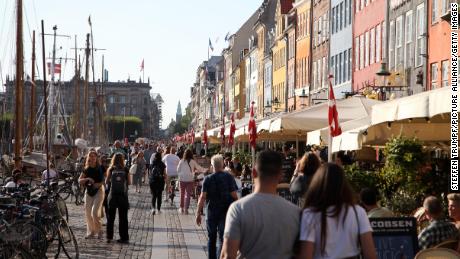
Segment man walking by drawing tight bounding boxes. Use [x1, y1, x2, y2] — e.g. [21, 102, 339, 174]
[143, 143, 155, 183]
[221, 150, 300, 259]
[196, 155, 238, 259]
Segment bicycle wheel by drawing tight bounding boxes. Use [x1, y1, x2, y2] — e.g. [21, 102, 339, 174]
[58, 220, 79, 259]
[17, 222, 48, 258]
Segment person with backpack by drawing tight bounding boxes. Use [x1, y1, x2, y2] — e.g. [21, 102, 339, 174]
[78, 150, 105, 239]
[149, 152, 167, 215]
[105, 153, 130, 244]
[196, 155, 238, 259]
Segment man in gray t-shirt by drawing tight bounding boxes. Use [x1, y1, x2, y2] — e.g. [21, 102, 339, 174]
[221, 150, 300, 259]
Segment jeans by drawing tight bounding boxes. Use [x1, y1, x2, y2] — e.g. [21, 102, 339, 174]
[106, 195, 129, 241]
[179, 181, 194, 210]
[84, 186, 105, 236]
[150, 183, 164, 210]
[206, 217, 225, 259]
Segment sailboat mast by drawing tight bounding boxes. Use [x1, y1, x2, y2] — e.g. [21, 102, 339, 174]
[48, 26, 57, 144]
[41, 20, 50, 185]
[74, 35, 80, 139]
[28, 30, 36, 152]
[83, 33, 90, 141]
[14, 0, 24, 169]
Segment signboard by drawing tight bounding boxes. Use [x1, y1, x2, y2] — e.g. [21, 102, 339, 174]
[370, 217, 419, 259]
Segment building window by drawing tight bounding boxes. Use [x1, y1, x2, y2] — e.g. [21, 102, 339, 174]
[360, 0, 364, 12]
[395, 16, 404, 68]
[360, 34, 364, 69]
[332, 56, 336, 84]
[318, 59, 322, 89]
[432, 0, 438, 24]
[345, 0, 349, 26]
[348, 0, 352, 25]
[370, 28, 375, 64]
[332, 7, 336, 34]
[348, 48, 352, 80]
[325, 11, 329, 40]
[314, 20, 318, 47]
[416, 4, 425, 67]
[339, 2, 344, 31]
[313, 61, 317, 90]
[365, 31, 370, 67]
[306, 12, 310, 36]
[323, 56, 327, 88]
[405, 11, 413, 68]
[344, 50, 349, 81]
[431, 63, 438, 89]
[441, 60, 449, 88]
[389, 21, 395, 69]
[109, 96, 114, 104]
[120, 96, 126, 104]
[355, 37, 360, 70]
[442, 0, 450, 15]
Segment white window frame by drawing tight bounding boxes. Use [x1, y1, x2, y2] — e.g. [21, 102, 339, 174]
[416, 4, 425, 67]
[431, 63, 438, 89]
[395, 15, 404, 68]
[323, 56, 327, 88]
[405, 11, 413, 68]
[376, 24, 381, 62]
[432, 0, 438, 24]
[370, 28, 375, 64]
[389, 20, 395, 69]
[360, 34, 364, 70]
[365, 31, 370, 67]
[345, 0, 349, 26]
[348, 48, 352, 80]
[340, 2, 344, 31]
[355, 37, 360, 70]
[441, 60, 449, 88]
[313, 61, 317, 90]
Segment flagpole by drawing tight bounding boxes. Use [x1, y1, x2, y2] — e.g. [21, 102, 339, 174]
[328, 75, 332, 162]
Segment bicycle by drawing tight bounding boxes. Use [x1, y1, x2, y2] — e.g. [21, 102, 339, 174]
[168, 177, 177, 205]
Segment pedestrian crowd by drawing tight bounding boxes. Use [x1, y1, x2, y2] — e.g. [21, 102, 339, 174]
[27, 138, 459, 258]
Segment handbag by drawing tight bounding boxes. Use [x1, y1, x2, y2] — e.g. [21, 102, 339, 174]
[129, 163, 137, 175]
[86, 183, 99, 196]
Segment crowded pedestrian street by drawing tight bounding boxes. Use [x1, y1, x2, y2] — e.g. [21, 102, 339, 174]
[1, 0, 459, 258]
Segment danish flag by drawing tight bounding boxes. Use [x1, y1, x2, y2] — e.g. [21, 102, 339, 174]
[328, 75, 342, 137]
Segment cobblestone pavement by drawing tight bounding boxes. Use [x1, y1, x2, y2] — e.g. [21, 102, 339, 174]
[48, 185, 208, 259]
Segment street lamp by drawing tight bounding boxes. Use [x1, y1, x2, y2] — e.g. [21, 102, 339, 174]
[376, 62, 391, 100]
[298, 88, 308, 108]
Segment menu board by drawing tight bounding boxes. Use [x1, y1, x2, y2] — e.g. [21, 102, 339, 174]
[369, 217, 419, 259]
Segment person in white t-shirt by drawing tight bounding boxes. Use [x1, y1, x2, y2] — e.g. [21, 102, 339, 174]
[298, 163, 377, 259]
[162, 147, 181, 200]
[4, 169, 23, 188]
[41, 163, 59, 184]
[177, 149, 207, 214]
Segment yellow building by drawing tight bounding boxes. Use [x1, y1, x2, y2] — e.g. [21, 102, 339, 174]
[271, 0, 293, 113]
[233, 58, 246, 119]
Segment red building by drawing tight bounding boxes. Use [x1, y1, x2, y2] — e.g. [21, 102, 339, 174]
[427, 0, 452, 90]
[352, 0, 386, 93]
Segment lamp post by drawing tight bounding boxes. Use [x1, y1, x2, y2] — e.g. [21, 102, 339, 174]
[298, 88, 308, 108]
[376, 62, 391, 100]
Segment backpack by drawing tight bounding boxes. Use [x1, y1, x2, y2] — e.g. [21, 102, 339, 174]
[110, 168, 127, 195]
[149, 163, 165, 185]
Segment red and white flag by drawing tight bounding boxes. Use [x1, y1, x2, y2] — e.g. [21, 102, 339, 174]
[328, 75, 342, 137]
[228, 113, 236, 147]
[248, 101, 257, 149]
[140, 59, 144, 71]
[47, 63, 61, 74]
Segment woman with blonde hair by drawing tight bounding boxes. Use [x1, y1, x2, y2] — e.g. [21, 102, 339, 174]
[106, 153, 130, 244]
[79, 150, 105, 239]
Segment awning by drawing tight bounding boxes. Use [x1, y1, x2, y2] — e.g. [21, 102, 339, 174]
[308, 116, 371, 146]
[270, 96, 380, 133]
[371, 86, 449, 125]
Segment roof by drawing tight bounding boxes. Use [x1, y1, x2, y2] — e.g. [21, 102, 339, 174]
[232, 11, 259, 69]
[280, 0, 294, 14]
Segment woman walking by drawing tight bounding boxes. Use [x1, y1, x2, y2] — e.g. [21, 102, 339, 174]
[105, 153, 130, 244]
[298, 163, 377, 259]
[79, 150, 105, 239]
[149, 152, 167, 215]
[133, 151, 146, 193]
[177, 149, 207, 214]
[290, 152, 321, 205]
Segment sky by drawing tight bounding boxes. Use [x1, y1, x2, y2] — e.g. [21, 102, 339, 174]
[0, 0, 262, 129]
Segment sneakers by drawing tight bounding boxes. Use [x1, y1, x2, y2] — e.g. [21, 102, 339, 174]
[150, 209, 156, 215]
[178, 208, 184, 214]
[184, 209, 189, 215]
[157, 210, 161, 214]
